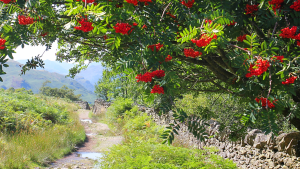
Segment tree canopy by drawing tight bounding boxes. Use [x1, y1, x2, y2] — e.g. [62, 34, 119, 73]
[1, 0, 300, 141]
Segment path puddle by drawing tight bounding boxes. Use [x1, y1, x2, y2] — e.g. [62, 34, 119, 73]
[86, 133, 97, 136]
[76, 152, 103, 160]
[80, 119, 93, 123]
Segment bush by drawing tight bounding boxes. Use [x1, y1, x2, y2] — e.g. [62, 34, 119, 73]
[101, 106, 237, 169]
[105, 97, 134, 123]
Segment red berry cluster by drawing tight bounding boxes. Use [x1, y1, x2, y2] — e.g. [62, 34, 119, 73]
[113, 23, 132, 35]
[0, 38, 6, 50]
[282, 76, 297, 85]
[136, 72, 153, 82]
[237, 34, 247, 42]
[180, 0, 195, 8]
[136, 70, 165, 82]
[139, 0, 152, 5]
[245, 59, 270, 78]
[126, 0, 152, 6]
[290, 0, 300, 11]
[148, 43, 163, 52]
[0, 0, 12, 3]
[76, 0, 95, 3]
[151, 85, 164, 94]
[165, 55, 172, 62]
[116, 3, 123, 8]
[74, 18, 94, 32]
[269, 0, 284, 13]
[191, 34, 217, 47]
[205, 19, 212, 24]
[184, 48, 202, 58]
[279, 26, 298, 38]
[228, 20, 236, 26]
[152, 70, 165, 78]
[142, 24, 147, 29]
[166, 12, 176, 18]
[255, 97, 276, 109]
[18, 15, 35, 25]
[272, 55, 284, 63]
[245, 4, 259, 15]
[40, 32, 48, 37]
[279, 26, 300, 45]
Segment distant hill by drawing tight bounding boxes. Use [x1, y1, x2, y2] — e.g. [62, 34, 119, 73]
[17, 60, 104, 91]
[0, 60, 97, 103]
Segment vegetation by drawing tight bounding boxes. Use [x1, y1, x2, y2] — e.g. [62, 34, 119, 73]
[0, 88, 85, 168]
[0, 60, 97, 103]
[2, 0, 300, 143]
[39, 80, 82, 101]
[99, 99, 237, 169]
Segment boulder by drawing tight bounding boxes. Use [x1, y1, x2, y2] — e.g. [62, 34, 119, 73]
[92, 98, 110, 114]
[253, 133, 273, 149]
[276, 132, 300, 156]
[244, 129, 262, 146]
[74, 101, 90, 110]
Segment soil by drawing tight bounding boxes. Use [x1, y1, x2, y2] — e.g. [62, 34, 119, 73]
[45, 109, 123, 169]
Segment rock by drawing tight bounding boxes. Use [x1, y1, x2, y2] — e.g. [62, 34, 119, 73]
[268, 161, 275, 168]
[282, 165, 288, 169]
[244, 129, 262, 146]
[74, 101, 90, 110]
[285, 158, 294, 167]
[259, 154, 266, 159]
[92, 99, 110, 114]
[253, 133, 273, 150]
[276, 132, 300, 155]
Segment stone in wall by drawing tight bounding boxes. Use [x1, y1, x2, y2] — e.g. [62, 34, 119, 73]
[74, 101, 90, 110]
[92, 98, 110, 114]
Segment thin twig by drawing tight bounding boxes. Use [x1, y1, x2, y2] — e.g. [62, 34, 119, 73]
[266, 63, 272, 109]
[271, 22, 278, 38]
[160, 2, 172, 21]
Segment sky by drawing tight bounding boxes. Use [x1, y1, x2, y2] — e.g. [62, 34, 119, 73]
[13, 42, 59, 61]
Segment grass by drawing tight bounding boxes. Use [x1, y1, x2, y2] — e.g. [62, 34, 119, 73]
[98, 98, 238, 169]
[0, 89, 86, 168]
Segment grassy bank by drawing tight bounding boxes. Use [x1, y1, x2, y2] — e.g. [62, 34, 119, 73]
[0, 88, 85, 168]
[99, 98, 237, 169]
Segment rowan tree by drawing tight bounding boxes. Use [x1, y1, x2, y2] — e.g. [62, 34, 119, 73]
[1, 0, 300, 142]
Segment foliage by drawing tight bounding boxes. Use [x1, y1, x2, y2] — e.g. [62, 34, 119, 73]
[39, 80, 82, 101]
[0, 88, 85, 168]
[100, 102, 237, 169]
[105, 97, 134, 125]
[95, 69, 136, 101]
[2, 0, 300, 143]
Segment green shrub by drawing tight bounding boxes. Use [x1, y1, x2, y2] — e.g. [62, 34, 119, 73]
[101, 103, 237, 169]
[106, 97, 134, 123]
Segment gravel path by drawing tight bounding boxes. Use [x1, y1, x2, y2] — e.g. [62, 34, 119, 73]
[47, 109, 123, 169]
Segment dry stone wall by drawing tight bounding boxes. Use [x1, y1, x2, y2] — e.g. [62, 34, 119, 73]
[98, 101, 300, 169]
[92, 99, 111, 114]
[74, 101, 90, 110]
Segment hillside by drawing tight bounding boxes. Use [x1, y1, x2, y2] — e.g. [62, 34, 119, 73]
[0, 60, 97, 103]
[18, 60, 104, 91]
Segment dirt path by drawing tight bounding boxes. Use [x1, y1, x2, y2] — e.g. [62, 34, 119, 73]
[47, 109, 123, 169]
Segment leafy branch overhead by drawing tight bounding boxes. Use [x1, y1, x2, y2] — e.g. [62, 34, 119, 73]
[1, 0, 300, 143]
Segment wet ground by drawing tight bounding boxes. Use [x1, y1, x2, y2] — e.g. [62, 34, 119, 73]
[47, 109, 123, 169]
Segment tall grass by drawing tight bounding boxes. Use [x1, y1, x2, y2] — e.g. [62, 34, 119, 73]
[0, 89, 86, 168]
[0, 123, 85, 168]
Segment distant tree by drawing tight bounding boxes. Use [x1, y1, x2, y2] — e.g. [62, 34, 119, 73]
[39, 81, 82, 101]
[95, 69, 138, 101]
